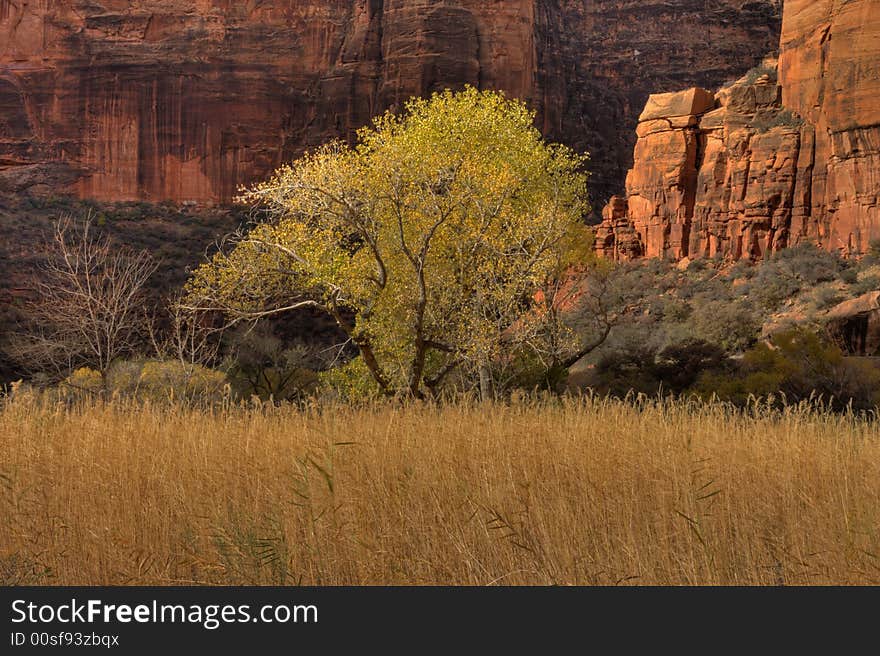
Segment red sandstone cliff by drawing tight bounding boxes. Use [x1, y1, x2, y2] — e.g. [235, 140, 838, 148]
[597, 0, 880, 260]
[0, 1, 781, 206]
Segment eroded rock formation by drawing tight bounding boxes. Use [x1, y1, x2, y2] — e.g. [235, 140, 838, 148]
[598, 0, 880, 260]
[0, 1, 781, 205]
[826, 292, 880, 356]
[780, 0, 880, 256]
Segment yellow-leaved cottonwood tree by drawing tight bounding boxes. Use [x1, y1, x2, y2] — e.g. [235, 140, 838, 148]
[185, 88, 593, 399]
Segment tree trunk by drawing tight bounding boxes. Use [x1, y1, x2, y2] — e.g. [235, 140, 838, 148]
[407, 339, 428, 400]
[479, 363, 493, 403]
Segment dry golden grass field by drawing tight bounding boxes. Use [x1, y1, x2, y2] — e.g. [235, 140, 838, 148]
[1, 393, 879, 586]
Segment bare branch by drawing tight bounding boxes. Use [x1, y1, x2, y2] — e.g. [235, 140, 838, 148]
[6, 214, 157, 383]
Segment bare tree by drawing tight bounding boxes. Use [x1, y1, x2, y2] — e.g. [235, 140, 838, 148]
[504, 262, 629, 392]
[6, 216, 157, 384]
[149, 294, 222, 378]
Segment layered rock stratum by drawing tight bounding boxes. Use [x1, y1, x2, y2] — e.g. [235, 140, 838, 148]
[597, 0, 880, 260]
[0, 0, 781, 206]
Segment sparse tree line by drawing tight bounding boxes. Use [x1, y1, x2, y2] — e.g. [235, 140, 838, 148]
[2, 88, 879, 410]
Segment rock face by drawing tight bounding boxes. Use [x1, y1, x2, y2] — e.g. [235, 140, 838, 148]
[826, 292, 880, 356]
[596, 66, 803, 261]
[780, 0, 880, 256]
[0, 1, 782, 205]
[596, 87, 717, 260]
[598, 0, 880, 260]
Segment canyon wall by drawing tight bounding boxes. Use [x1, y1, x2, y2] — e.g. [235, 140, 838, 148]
[0, 1, 781, 206]
[597, 0, 880, 260]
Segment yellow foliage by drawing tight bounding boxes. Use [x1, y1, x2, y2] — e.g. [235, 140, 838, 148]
[136, 361, 227, 401]
[187, 88, 591, 397]
[64, 367, 104, 392]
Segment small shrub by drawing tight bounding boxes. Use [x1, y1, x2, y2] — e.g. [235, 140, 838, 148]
[655, 340, 729, 394]
[850, 265, 880, 296]
[839, 268, 858, 285]
[742, 63, 778, 86]
[224, 326, 322, 402]
[318, 358, 382, 402]
[592, 339, 730, 398]
[749, 244, 847, 311]
[696, 328, 880, 411]
[861, 239, 880, 267]
[725, 259, 756, 281]
[63, 367, 104, 394]
[594, 346, 660, 397]
[808, 283, 845, 311]
[752, 109, 803, 134]
[689, 298, 761, 352]
[137, 360, 227, 402]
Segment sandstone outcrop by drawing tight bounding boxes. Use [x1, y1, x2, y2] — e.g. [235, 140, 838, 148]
[598, 0, 880, 260]
[779, 0, 880, 256]
[825, 291, 880, 356]
[0, 1, 781, 205]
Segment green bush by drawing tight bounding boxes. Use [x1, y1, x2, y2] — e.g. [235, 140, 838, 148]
[223, 326, 321, 402]
[850, 265, 880, 296]
[85, 360, 228, 402]
[748, 245, 849, 311]
[31, 360, 229, 404]
[696, 328, 880, 411]
[130, 360, 227, 402]
[318, 358, 382, 402]
[594, 346, 661, 398]
[742, 63, 778, 86]
[808, 283, 845, 311]
[654, 341, 729, 393]
[752, 109, 803, 134]
[861, 240, 880, 267]
[62, 367, 104, 396]
[593, 340, 728, 398]
[689, 298, 761, 352]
